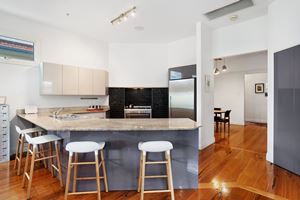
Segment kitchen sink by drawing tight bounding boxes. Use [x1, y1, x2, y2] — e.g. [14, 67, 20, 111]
[49, 114, 80, 120]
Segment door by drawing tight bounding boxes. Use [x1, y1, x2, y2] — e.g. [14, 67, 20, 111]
[169, 78, 195, 120]
[63, 65, 79, 95]
[78, 68, 93, 95]
[93, 69, 107, 95]
[41, 62, 63, 95]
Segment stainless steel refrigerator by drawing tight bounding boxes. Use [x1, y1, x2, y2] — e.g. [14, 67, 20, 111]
[169, 65, 197, 121]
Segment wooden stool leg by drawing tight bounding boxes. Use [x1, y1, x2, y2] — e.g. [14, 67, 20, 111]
[17, 135, 25, 175]
[41, 144, 47, 168]
[22, 143, 31, 188]
[55, 141, 63, 187]
[49, 142, 54, 177]
[65, 153, 73, 200]
[26, 145, 37, 200]
[100, 150, 108, 192]
[14, 135, 21, 169]
[140, 151, 146, 200]
[165, 152, 170, 190]
[72, 153, 78, 192]
[137, 151, 143, 192]
[166, 151, 175, 200]
[95, 151, 101, 200]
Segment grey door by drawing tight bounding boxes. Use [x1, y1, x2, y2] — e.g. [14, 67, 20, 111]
[274, 44, 300, 175]
[169, 78, 195, 120]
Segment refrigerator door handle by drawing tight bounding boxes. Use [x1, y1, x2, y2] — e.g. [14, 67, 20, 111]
[169, 96, 172, 118]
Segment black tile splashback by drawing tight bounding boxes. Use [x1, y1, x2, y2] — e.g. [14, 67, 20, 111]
[108, 88, 125, 118]
[109, 87, 169, 118]
[125, 88, 152, 106]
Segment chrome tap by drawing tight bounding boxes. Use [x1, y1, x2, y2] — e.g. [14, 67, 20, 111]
[53, 107, 64, 118]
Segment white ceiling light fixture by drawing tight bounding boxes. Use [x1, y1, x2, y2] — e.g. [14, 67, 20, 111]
[214, 68, 220, 75]
[111, 6, 136, 25]
[214, 58, 228, 75]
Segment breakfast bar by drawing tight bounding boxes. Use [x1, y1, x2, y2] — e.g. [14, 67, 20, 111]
[17, 113, 200, 191]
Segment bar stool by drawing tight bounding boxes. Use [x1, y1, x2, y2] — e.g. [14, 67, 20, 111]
[137, 141, 175, 200]
[64, 141, 108, 200]
[22, 132, 63, 199]
[14, 126, 44, 175]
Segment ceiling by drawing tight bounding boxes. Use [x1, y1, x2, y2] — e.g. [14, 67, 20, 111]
[0, 0, 273, 43]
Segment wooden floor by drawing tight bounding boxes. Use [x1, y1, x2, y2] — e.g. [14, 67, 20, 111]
[1, 124, 300, 199]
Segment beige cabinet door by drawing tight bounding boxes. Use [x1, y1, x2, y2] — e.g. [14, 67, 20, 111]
[78, 68, 93, 95]
[62, 65, 79, 95]
[92, 69, 108, 95]
[41, 62, 63, 95]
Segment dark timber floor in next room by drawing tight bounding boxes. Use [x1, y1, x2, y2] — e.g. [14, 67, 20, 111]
[1, 124, 300, 199]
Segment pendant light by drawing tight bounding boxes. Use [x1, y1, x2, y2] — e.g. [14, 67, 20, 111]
[222, 58, 228, 72]
[214, 68, 220, 75]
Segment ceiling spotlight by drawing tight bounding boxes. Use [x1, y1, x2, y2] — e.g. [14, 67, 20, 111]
[214, 68, 220, 75]
[111, 6, 136, 25]
[222, 65, 227, 72]
[131, 10, 136, 17]
[222, 58, 228, 72]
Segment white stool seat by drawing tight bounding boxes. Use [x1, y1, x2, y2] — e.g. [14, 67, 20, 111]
[28, 134, 61, 145]
[138, 141, 173, 152]
[20, 127, 44, 135]
[66, 141, 105, 153]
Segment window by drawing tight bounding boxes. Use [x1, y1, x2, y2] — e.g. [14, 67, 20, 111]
[0, 35, 34, 61]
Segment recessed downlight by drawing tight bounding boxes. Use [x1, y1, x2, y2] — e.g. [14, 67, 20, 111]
[230, 15, 238, 21]
[134, 26, 144, 31]
[66, 13, 70, 17]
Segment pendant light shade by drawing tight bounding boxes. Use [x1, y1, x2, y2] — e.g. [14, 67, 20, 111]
[214, 68, 220, 75]
[222, 58, 228, 72]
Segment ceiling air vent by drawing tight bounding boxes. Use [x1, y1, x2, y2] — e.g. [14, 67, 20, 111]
[204, 0, 254, 20]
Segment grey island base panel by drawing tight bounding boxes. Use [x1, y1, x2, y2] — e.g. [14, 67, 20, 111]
[52, 129, 199, 192]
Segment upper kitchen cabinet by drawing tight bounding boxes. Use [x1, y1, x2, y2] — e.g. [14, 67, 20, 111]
[41, 62, 108, 96]
[40, 62, 63, 95]
[62, 65, 79, 95]
[93, 69, 108, 95]
[78, 68, 93, 95]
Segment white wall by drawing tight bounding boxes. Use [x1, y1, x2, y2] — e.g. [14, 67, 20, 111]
[212, 16, 267, 58]
[214, 72, 245, 125]
[167, 36, 196, 67]
[197, 22, 215, 149]
[267, 0, 300, 162]
[0, 11, 109, 154]
[109, 43, 168, 87]
[245, 73, 267, 123]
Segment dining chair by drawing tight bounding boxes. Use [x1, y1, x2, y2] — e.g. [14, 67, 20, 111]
[220, 110, 231, 133]
[214, 108, 222, 132]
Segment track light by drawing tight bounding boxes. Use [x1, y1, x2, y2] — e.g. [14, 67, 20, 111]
[111, 6, 136, 25]
[214, 68, 220, 75]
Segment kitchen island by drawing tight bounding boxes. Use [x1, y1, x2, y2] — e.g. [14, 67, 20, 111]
[17, 113, 200, 191]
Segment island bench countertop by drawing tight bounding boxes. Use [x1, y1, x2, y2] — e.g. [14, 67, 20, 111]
[17, 113, 200, 132]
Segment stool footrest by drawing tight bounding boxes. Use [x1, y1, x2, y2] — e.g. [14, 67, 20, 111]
[76, 176, 105, 181]
[35, 155, 56, 162]
[145, 175, 168, 179]
[72, 161, 96, 166]
[67, 191, 98, 195]
[145, 161, 167, 165]
[144, 190, 172, 194]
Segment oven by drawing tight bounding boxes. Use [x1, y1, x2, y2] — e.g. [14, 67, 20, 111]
[124, 106, 152, 119]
